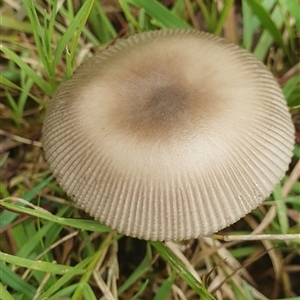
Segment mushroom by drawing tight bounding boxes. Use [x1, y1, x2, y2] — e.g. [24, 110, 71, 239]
[42, 29, 294, 241]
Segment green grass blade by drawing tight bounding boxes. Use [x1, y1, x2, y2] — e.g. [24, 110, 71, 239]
[1, 16, 32, 33]
[0, 45, 53, 96]
[89, 1, 117, 43]
[0, 263, 36, 298]
[0, 200, 111, 233]
[37, 257, 93, 299]
[119, 0, 141, 31]
[242, 281, 256, 300]
[284, 0, 300, 32]
[43, 218, 70, 249]
[0, 154, 9, 170]
[294, 145, 300, 159]
[230, 246, 258, 259]
[252, 0, 283, 61]
[0, 283, 14, 300]
[130, 280, 149, 300]
[242, 0, 256, 50]
[68, 0, 95, 75]
[0, 176, 53, 229]
[151, 242, 215, 299]
[126, 0, 191, 29]
[0, 75, 45, 107]
[5, 90, 18, 121]
[171, 0, 186, 17]
[196, 0, 209, 28]
[277, 0, 297, 55]
[153, 275, 174, 300]
[53, 0, 94, 72]
[66, 0, 75, 19]
[118, 242, 152, 295]
[246, 0, 282, 44]
[47, 0, 59, 41]
[208, 1, 217, 33]
[245, 0, 290, 61]
[282, 73, 300, 106]
[22, 0, 50, 75]
[11, 222, 31, 250]
[138, 8, 149, 31]
[16, 77, 34, 123]
[275, 298, 300, 300]
[71, 233, 121, 299]
[273, 185, 289, 234]
[16, 207, 71, 259]
[0, 75, 21, 90]
[82, 283, 97, 300]
[0, 252, 77, 275]
[47, 284, 78, 300]
[213, 0, 235, 35]
[230, 280, 250, 300]
[241, 2, 251, 49]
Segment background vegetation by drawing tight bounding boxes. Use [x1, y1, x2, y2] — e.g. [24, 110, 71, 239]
[1, 0, 299, 299]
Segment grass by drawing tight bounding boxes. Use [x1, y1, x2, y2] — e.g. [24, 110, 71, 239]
[1, 0, 299, 299]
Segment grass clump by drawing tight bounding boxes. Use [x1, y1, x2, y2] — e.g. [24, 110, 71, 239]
[1, 0, 299, 299]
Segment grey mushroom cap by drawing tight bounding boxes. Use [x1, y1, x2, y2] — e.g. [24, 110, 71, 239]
[42, 29, 294, 241]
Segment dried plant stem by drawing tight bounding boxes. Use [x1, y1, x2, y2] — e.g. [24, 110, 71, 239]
[213, 234, 300, 241]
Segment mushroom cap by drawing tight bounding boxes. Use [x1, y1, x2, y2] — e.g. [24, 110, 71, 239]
[42, 29, 294, 241]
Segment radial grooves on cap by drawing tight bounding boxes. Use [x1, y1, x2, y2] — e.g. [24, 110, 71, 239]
[240, 131, 289, 182]
[165, 178, 178, 238]
[144, 180, 155, 240]
[184, 173, 200, 238]
[107, 171, 125, 221]
[132, 181, 146, 236]
[117, 175, 140, 232]
[95, 160, 118, 216]
[43, 28, 294, 241]
[178, 173, 193, 240]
